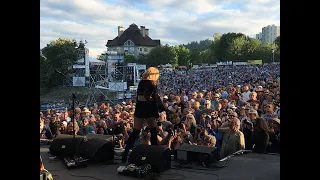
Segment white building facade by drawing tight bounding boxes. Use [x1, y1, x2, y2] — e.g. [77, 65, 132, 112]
[256, 24, 280, 45]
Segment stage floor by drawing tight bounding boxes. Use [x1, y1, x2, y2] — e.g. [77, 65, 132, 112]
[40, 146, 280, 180]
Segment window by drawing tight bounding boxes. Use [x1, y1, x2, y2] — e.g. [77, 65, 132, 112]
[124, 40, 134, 46]
[140, 48, 142, 52]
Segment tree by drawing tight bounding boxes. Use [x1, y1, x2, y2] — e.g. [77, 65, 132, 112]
[97, 51, 108, 61]
[216, 32, 247, 60]
[136, 53, 148, 65]
[124, 53, 137, 63]
[213, 32, 220, 41]
[274, 36, 280, 50]
[174, 45, 190, 66]
[183, 39, 213, 51]
[41, 38, 81, 88]
[241, 39, 262, 60]
[228, 36, 247, 59]
[199, 49, 213, 63]
[189, 48, 201, 65]
[40, 55, 48, 88]
[145, 46, 178, 67]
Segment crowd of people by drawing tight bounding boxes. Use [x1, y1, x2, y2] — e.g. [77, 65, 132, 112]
[40, 63, 280, 161]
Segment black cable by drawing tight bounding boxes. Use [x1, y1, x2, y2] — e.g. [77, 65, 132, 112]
[67, 171, 105, 180]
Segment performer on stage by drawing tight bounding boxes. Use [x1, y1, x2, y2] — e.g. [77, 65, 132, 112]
[122, 67, 163, 162]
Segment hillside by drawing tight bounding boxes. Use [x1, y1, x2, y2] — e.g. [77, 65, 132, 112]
[40, 87, 118, 106]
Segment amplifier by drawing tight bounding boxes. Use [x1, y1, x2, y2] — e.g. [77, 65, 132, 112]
[176, 143, 219, 166]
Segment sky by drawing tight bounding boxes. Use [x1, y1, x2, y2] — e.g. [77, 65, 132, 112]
[40, 0, 280, 58]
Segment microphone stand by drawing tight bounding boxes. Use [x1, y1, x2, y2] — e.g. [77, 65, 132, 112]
[55, 70, 79, 155]
[71, 93, 76, 142]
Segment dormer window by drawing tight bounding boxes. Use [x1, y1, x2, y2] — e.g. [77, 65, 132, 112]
[124, 40, 134, 46]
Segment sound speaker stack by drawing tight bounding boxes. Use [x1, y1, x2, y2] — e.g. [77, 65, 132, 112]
[78, 137, 114, 163]
[49, 134, 114, 163]
[128, 144, 171, 173]
[49, 134, 84, 157]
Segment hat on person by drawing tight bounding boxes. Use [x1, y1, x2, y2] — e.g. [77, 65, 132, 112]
[163, 95, 168, 99]
[121, 101, 126, 105]
[205, 115, 211, 119]
[214, 93, 220, 98]
[271, 118, 280, 124]
[82, 108, 91, 113]
[248, 109, 258, 115]
[244, 104, 251, 110]
[114, 109, 120, 113]
[256, 86, 264, 92]
[62, 121, 68, 127]
[230, 104, 237, 109]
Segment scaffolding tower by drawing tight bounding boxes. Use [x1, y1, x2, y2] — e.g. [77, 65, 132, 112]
[85, 52, 147, 106]
[85, 52, 125, 106]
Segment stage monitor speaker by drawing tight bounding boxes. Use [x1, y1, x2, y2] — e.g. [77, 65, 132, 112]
[176, 143, 219, 166]
[78, 138, 114, 162]
[128, 144, 171, 173]
[49, 134, 84, 157]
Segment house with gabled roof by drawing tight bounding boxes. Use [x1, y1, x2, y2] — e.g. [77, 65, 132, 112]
[106, 23, 161, 57]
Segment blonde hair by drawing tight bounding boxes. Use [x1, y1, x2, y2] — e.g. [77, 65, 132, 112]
[204, 135, 216, 147]
[142, 67, 160, 81]
[185, 114, 196, 129]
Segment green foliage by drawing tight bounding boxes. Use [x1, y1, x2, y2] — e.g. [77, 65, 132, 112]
[132, 32, 280, 67]
[41, 38, 84, 89]
[139, 46, 178, 67]
[274, 36, 280, 50]
[97, 51, 108, 61]
[124, 53, 137, 63]
[189, 49, 201, 65]
[183, 39, 213, 51]
[40, 55, 48, 88]
[174, 45, 190, 66]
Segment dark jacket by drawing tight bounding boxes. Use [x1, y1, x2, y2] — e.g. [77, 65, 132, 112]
[252, 130, 269, 153]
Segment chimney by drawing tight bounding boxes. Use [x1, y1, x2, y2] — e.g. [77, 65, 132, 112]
[118, 26, 123, 37]
[140, 26, 145, 37]
[145, 29, 149, 37]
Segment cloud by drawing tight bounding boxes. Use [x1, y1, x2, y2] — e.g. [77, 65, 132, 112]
[40, 0, 280, 58]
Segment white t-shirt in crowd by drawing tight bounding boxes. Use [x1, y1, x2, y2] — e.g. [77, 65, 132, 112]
[242, 91, 251, 102]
